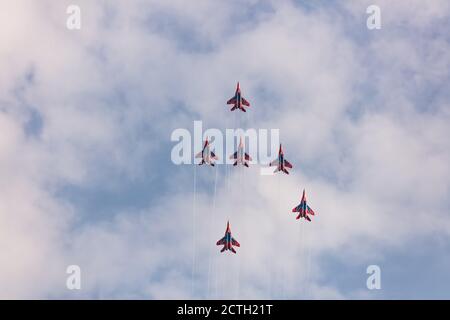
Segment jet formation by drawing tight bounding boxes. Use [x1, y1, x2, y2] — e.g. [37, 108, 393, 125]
[195, 82, 317, 254]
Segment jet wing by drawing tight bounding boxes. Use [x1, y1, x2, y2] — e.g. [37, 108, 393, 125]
[216, 237, 226, 246]
[211, 152, 219, 160]
[230, 151, 238, 159]
[244, 153, 252, 161]
[307, 205, 315, 215]
[231, 238, 240, 247]
[284, 159, 293, 168]
[227, 97, 237, 105]
[241, 97, 250, 106]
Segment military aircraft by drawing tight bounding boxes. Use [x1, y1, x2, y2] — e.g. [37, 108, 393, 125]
[216, 221, 240, 253]
[269, 144, 293, 174]
[195, 137, 218, 166]
[227, 82, 250, 112]
[229, 137, 252, 167]
[292, 189, 316, 221]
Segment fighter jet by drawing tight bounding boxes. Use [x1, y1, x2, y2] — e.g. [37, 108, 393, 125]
[292, 189, 316, 221]
[269, 144, 293, 174]
[227, 82, 250, 112]
[195, 137, 218, 166]
[229, 137, 252, 167]
[216, 221, 240, 254]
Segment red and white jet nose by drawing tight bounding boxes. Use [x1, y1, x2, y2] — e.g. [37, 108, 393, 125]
[302, 189, 306, 201]
[226, 220, 230, 232]
[279, 144, 283, 154]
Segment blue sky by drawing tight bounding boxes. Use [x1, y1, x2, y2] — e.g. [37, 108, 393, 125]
[0, 0, 449, 299]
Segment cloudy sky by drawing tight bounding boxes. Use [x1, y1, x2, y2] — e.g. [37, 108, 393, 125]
[0, 0, 449, 299]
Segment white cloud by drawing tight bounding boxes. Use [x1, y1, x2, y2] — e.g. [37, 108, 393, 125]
[0, 0, 449, 299]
